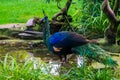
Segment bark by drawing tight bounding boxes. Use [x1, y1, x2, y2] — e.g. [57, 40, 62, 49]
[52, 0, 72, 21]
[102, 0, 120, 44]
[48, 0, 73, 34]
[49, 21, 65, 34]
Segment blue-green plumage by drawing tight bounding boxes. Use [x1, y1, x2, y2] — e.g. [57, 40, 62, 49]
[42, 16, 117, 67]
[49, 31, 88, 48]
[73, 43, 117, 66]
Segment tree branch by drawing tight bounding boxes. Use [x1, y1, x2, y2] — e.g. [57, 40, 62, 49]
[52, 0, 72, 21]
[102, 0, 118, 23]
[102, 0, 120, 44]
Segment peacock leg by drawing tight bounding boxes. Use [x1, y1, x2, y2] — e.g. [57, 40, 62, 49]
[58, 54, 63, 62]
[63, 54, 68, 62]
[58, 54, 68, 63]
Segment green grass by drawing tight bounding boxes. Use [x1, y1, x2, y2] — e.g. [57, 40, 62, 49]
[0, 54, 119, 80]
[0, 0, 57, 24]
[63, 65, 120, 80]
[0, 54, 62, 80]
[0, 0, 82, 24]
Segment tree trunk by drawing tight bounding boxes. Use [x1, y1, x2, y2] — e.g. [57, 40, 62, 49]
[102, 0, 120, 44]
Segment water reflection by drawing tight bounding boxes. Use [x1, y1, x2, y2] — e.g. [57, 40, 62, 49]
[0, 41, 120, 75]
[77, 56, 84, 68]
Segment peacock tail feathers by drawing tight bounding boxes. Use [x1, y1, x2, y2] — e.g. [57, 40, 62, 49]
[72, 43, 118, 67]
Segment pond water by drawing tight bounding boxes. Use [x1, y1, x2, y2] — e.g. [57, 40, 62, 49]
[0, 39, 120, 75]
[0, 40, 55, 61]
[0, 39, 85, 75]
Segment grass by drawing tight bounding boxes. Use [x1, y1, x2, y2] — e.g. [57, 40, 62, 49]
[0, 54, 62, 80]
[0, 54, 119, 80]
[0, 0, 82, 24]
[0, 0, 57, 24]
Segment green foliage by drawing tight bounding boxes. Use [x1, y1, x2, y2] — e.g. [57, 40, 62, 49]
[63, 65, 119, 80]
[0, 0, 82, 24]
[0, 54, 62, 80]
[74, 0, 108, 38]
[63, 0, 120, 40]
[0, 0, 59, 24]
[0, 54, 119, 80]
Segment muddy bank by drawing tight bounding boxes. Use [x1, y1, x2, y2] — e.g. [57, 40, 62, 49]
[0, 35, 119, 69]
[0, 23, 25, 29]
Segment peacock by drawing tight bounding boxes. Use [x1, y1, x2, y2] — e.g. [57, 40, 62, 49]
[41, 16, 117, 67]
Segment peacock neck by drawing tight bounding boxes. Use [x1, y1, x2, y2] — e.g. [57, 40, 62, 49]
[43, 17, 54, 52]
[43, 17, 51, 45]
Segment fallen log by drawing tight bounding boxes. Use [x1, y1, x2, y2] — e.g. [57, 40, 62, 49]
[18, 31, 43, 40]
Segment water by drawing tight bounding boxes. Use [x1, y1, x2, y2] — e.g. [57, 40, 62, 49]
[77, 55, 84, 68]
[40, 60, 61, 75]
[32, 55, 84, 75]
[48, 60, 61, 75]
[28, 52, 61, 76]
[27, 51, 83, 75]
[0, 40, 120, 75]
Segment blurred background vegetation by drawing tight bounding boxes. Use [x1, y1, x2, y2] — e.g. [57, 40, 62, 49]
[1, 0, 119, 38]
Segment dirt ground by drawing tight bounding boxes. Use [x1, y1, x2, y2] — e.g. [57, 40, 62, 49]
[0, 23, 25, 29]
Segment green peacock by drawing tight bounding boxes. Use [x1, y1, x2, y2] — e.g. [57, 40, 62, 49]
[41, 16, 117, 67]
